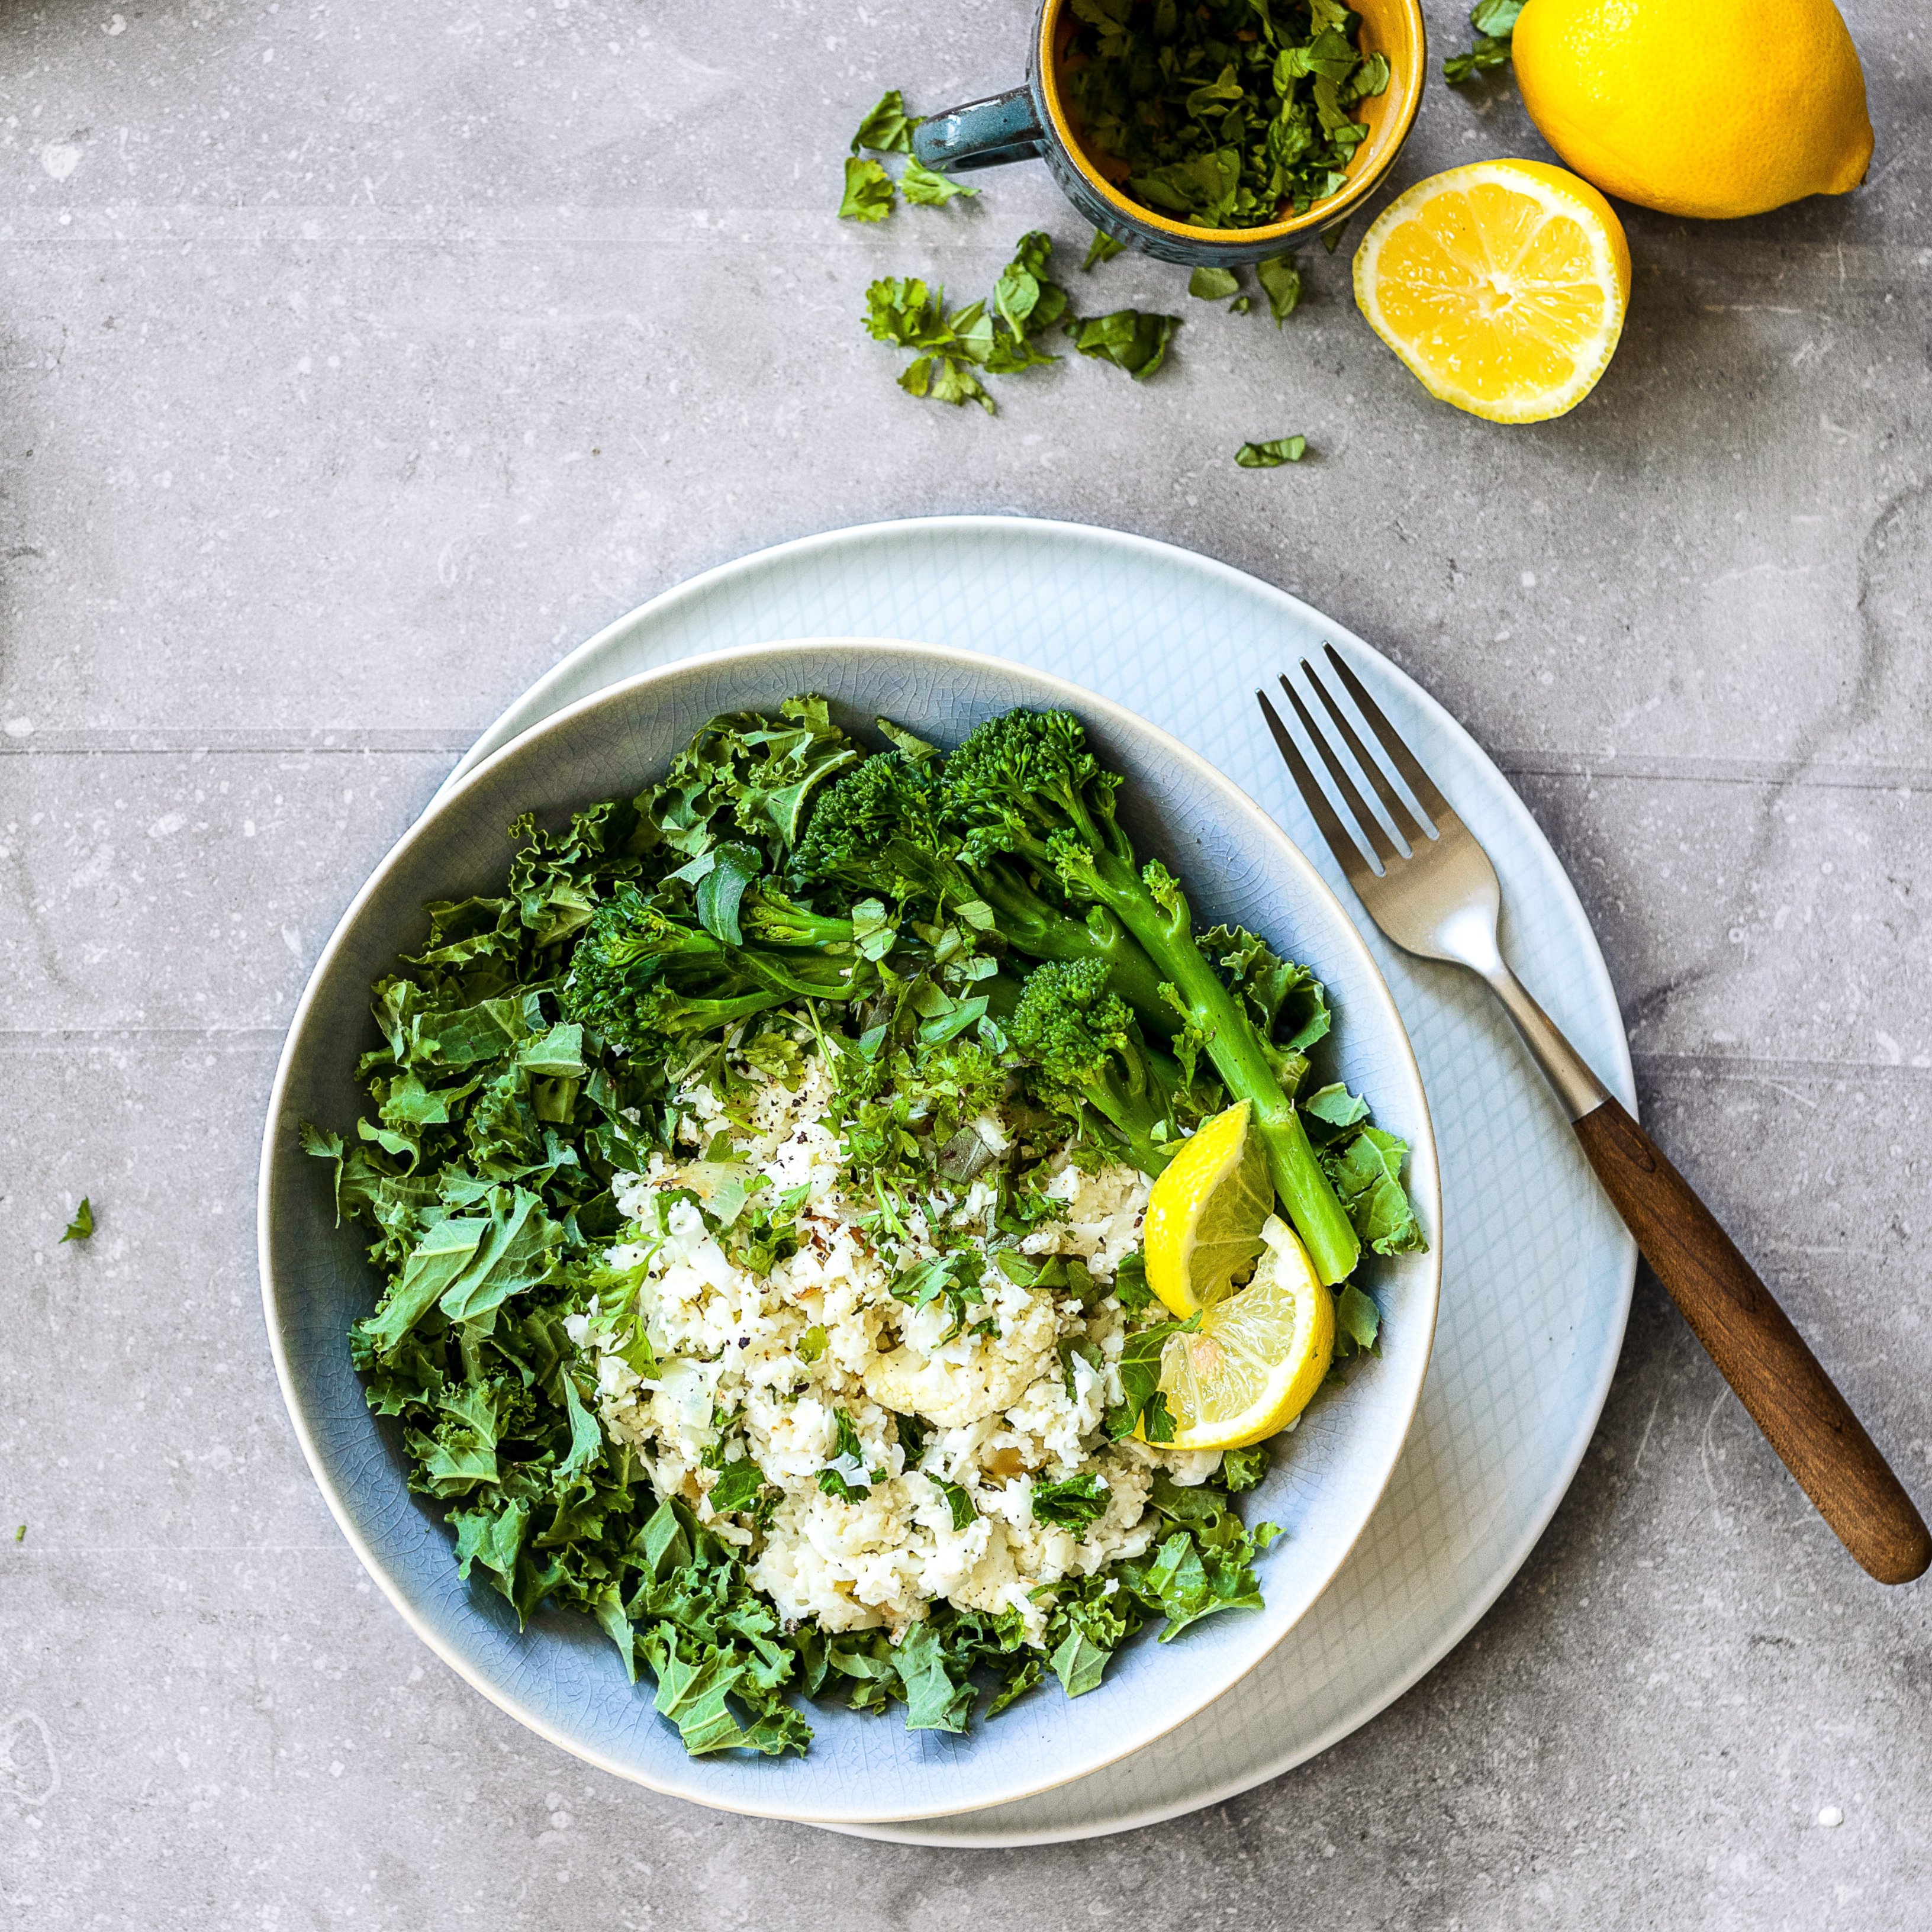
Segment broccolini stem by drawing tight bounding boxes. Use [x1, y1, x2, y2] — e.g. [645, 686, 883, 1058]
[973, 862, 1178, 1035]
[1065, 850, 1361, 1285]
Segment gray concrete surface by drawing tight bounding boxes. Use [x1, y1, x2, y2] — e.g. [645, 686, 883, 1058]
[4, 0, 1930, 1924]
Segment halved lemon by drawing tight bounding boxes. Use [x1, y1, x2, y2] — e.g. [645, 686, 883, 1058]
[1142, 1099, 1272, 1319]
[1157, 1216, 1335, 1451]
[1353, 159, 1631, 424]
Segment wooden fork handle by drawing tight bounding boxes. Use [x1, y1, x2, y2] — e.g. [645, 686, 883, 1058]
[1574, 1096, 1930, 1584]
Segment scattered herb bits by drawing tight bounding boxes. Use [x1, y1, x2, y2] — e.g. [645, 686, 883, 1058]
[1444, 0, 1526, 83]
[841, 89, 972, 220]
[1256, 252, 1304, 324]
[839, 156, 896, 223]
[1236, 435, 1309, 466]
[60, 1197, 94, 1242]
[1073, 308, 1181, 379]
[1187, 266, 1242, 302]
[1083, 227, 1128, 269]
[851, 88, 920, 154]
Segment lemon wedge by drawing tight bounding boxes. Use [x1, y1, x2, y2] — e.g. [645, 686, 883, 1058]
[1353, 159, 1631, 424]
[1142, 1099, 1273, 1319]
[1157, 1216, 1336, 1451]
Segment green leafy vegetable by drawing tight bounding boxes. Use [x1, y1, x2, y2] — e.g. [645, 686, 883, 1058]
[1336, 1280, 1382, 1354]
[1187, 266, 1242, 301]
[709, 1459, 767, 1515]
[852, 88, 922, 154]
[1236, 435, 1309, 468]
[863, 276, 996, 414]
[1445, 0, 1525, 83]
[1063, 0, 1391, 230]
[1084, 227, 1128, 269]
[1256, 252, 1304, 324]
[839, 155, 896, 223]
[1321, 1123, 1425, 1255]
[1220, 1442, 1271, 1492]
[60, 1197, 94, 1242]
[1032, 1471, 1111, 1534]
[902, 157, 977, 206]
[930, 1474, 978, 1531]
[1072, 308, 1180, 379]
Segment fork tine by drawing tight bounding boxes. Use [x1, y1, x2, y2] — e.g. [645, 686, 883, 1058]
[1321, 642, 1457, 827]
[1300, 654, 1428, 848]
[1277, 674, 1402, 869]
[1254, 688, 1379, 895]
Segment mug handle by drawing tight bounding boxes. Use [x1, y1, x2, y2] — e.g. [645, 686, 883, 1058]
[912, 88, 1046, 172]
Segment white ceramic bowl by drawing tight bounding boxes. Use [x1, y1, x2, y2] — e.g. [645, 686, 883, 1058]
[258, 639, 1441, 1825]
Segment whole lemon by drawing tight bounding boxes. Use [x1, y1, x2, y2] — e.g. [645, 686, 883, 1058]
[1512, 0, 1873, 219]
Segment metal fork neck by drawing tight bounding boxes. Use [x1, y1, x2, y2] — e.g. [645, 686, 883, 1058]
[1473, 954, 1612, 1122]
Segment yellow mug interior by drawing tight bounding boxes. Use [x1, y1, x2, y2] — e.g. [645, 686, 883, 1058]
[1038, 0, 1427, 244]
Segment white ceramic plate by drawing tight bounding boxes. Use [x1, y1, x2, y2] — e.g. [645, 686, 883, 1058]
[440, 516, 1638, 1843]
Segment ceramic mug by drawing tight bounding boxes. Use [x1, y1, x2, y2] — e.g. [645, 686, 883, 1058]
[912, 0, 1427, 268]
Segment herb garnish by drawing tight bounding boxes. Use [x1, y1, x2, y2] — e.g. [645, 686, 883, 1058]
[60, 1197, 94, 1242]
[1444, 0, 1525, 83]
[1236, 435, 1309, 466]
[841, 89, 975, 221]
[1062, 0, 1390, 230]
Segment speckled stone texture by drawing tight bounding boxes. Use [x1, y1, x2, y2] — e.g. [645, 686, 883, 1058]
[2, 1, 1929, 1925]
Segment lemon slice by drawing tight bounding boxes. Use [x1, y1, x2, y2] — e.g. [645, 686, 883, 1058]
[1157, 1216, 1336, 1451]
[1142, 1099, 1272, 1319]
[1353, 159, 1631, 425]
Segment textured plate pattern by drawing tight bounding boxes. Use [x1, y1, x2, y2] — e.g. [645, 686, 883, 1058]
[437, 517, 1637, 1844]
[262, 638, 1440, 1828]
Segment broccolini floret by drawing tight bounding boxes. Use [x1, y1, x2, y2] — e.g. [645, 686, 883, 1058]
[944, 708, 1361, 1286]
[1011, 959, 1193, 1176]
[561, 881, 875, 1060]
[793, 747, 1176, 1028]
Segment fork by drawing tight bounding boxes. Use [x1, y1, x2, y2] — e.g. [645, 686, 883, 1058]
[1258, 645, 1931, 1586]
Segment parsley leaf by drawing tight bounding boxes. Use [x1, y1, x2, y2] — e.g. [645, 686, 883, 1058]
[902, 157, 977, 206]
[1032, 1471, 1110, 1534]
[1219, 1442, 1271, 1493]
[1112, 1249, 1153, 1316]
[1237, 436, 1308, 468]
[1083, 227, 1127, 269]
[852, 88, 922, 154]
[1105, 1313, 1194, 1442]
[1256, 253, 1304, 326]
[1073, 308, 1180, 379]
[930, 1474, 978, 1531]
[1187, 266, 1241, 302]
[839, 155, 896, 223]
[60, 1197, 94, 1242]
[1445, 0, 1525, 83]
[708, 1458, 766, 1516]
[864, 278, 997, 414]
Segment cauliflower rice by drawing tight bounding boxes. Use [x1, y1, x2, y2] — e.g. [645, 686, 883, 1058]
[566, 1048, 1224, 1651]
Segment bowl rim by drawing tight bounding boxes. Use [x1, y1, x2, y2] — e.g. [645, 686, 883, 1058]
[1035, 0, 1429, 247]
[257, 635, 1443, 1824]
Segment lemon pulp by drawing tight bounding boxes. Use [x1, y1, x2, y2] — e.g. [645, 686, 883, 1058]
[1158, 1216, 1337, 1451]
[1353, 159, 1630, 425]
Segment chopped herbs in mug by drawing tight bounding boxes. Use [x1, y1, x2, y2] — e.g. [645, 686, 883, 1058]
[1061, 0, 1390, 230]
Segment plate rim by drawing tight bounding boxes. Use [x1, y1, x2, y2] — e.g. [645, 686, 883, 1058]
[259, 632, 1444, 1827]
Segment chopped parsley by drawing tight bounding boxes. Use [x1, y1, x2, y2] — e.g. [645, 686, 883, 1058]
[60, 1197, 94, 1242]
[1061, 0, 1390, 230]
[1236, 435, 1309, 466]
[1444, 0, 1525, 83]
[840, 89, 973, 220]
